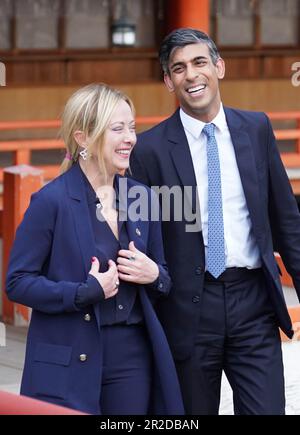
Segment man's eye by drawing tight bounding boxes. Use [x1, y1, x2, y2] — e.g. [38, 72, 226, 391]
[173, 67, 183, 73]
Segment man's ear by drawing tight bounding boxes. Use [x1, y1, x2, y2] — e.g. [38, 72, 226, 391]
[216, 57, 225, 80]
[164, 73, 175, 93]
[74, 130, 87, 147]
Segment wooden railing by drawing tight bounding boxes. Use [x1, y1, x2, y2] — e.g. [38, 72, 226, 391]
[0, 112, 299, 204]
[1, 112, 300, 326]
[0, 112, 300, 180]
[0, 117, 168, 183]
[268, 111, 300, 168]
[0, 112, 299, 195]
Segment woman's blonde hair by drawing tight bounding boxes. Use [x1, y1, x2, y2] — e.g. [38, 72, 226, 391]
[60, 83, 135, 180]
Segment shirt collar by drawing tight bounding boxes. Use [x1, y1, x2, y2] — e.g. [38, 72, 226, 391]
[180, 103, 227, 140]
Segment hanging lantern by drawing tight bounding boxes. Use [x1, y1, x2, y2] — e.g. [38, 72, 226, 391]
[111, 0, 136, 47]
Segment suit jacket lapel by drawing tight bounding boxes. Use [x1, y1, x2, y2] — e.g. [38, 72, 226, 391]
[167, 110, 200, 219]
[64, 163, 101, 329]
[225, 108, 263, 239]
[115, 174, 148, 252]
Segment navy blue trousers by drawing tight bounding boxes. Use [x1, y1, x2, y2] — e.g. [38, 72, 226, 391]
[176, 269, 285, 415]
[100, 324, 153, 415]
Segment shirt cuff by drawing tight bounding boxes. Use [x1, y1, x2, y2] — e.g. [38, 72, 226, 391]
[146, 264, 168, 295]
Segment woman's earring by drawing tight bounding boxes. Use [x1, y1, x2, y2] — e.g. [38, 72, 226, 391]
[79, 148, 88, 161]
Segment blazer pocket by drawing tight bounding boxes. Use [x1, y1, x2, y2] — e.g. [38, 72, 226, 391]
[32, 343, 72, 400]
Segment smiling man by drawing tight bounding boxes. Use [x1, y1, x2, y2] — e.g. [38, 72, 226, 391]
[130, 28, 300, 415]
[164, 40, 224, 122]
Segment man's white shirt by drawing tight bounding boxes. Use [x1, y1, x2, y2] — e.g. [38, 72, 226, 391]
[180, 104, 261, 269]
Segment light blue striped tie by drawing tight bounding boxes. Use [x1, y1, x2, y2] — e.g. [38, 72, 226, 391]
[203, 123, 226, 278]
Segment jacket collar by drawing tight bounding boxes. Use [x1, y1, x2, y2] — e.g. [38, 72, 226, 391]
[167, 108, 197, 190]
[64, 162, 148, 253]
[65, 162, 130, 211]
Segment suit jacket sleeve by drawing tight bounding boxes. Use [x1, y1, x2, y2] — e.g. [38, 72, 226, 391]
[6, 190, 81, 314]
[267, 114, 300, 299]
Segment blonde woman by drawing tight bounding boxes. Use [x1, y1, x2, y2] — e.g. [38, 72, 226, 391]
[6, 84, 184, 415]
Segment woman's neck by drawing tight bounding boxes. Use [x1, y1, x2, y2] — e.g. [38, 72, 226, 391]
[79, 158, 114, 189]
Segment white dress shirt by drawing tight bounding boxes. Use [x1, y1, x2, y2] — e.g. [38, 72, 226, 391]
[180, 105, 261, 269]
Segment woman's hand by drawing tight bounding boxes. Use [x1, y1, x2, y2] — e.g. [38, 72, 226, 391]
[117, 241, 159, 285]
[88, 257, 119, 299]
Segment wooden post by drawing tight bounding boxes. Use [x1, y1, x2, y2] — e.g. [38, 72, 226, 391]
[275, 253, 293, 287]
[2, 165, 43, 326]
[165, 0, 210, 112]
[14, 149, 31, 165]
[167, 0, 210, 34]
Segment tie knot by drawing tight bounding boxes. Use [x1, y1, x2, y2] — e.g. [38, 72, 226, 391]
[202, 123, 216, 139]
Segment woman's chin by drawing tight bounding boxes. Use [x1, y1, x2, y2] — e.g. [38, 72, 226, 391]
[112, 166, 128, 176]
[115, 162, 130, 172]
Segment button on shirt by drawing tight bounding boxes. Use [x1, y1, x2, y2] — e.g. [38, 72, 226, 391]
[76, 169, 143, 325]
[180, 105, 261, 269]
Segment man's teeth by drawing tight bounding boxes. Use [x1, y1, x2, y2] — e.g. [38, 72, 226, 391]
[187, 85, 206, 93]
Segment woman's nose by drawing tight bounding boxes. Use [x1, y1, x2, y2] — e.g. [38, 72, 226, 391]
[124, 129, 136, 143]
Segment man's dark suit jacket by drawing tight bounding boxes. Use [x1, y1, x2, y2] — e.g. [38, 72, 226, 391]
[130, 107, 300, 361]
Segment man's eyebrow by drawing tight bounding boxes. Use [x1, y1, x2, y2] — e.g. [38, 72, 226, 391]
[170, 56, 208, 70]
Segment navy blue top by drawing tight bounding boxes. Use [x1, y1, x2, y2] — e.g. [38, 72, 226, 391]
[75, 169, 143, 325]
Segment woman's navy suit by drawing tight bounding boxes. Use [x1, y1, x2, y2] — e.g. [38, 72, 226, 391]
[6, 163, 184, 415]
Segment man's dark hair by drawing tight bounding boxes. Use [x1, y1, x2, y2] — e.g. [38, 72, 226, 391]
[159, 28, 221, 74]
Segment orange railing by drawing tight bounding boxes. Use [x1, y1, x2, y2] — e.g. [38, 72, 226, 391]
[0, 112, 300, 181]
[0, 119, 61, 182]
[0, 117, 169, 183]
[268, 111, 300, 168]
[0, 112, 299, 191]
[1, 113, 300, 325]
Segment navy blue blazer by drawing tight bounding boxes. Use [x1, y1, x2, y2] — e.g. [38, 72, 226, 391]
[6, 163, 184, 415]
[131, 107, 300, 360]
